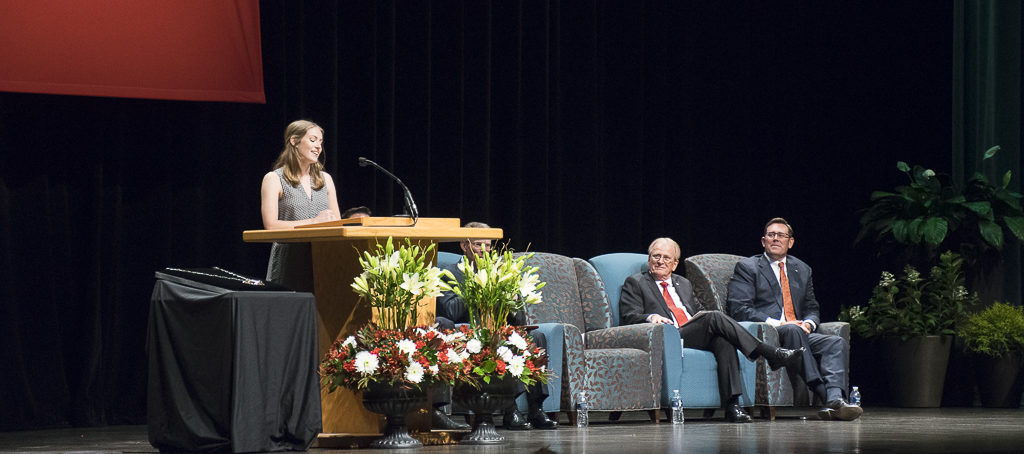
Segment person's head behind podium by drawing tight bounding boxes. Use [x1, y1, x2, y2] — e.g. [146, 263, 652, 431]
[341, 206, 372, 219]
[459, 221, 492, 265]
[273, 119, 326, 189]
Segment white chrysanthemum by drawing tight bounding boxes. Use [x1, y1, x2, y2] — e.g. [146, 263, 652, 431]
[342, 336, 357, 348]
[354, 351, 379, 374]
[446, 348, 463, 364]
[497, 346, 514, 363]
[508, 331, 529, 351]
[406, 362, 425, 383]
[508, 355, 526, 377]
[461, 350, 471, 360]
[429, 365, 439, 375]
[467, 339, 482, 354]
[397, 339, 417, 356]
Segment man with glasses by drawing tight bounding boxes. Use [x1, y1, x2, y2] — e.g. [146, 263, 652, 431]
[727, 217, 862, 421]
[619, 237, 804, 423]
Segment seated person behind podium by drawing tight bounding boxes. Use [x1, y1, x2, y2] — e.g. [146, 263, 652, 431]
[435, 222, 559, 431]
[260, 119, 341, 291]
[727, 217, 862, 421]
[341, 205, 371, 219]
[618, 237, 804, 423]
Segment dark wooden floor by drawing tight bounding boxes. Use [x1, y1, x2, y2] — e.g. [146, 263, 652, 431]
[2, 407, 1023, 453]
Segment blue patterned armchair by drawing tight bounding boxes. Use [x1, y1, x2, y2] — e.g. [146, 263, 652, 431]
[521, 252, 664, 423]
[589, 253, 755, 413]
[683, 253, 851, 418]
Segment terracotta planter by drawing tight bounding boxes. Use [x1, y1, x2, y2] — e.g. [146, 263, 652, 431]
[361, 382, 427, 449]
[452, 376, 519, 445]
[975, 351, 1024, 408]
[882, 335, 952, 407]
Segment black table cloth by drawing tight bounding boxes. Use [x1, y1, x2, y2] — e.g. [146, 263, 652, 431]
[147, 278, 321, 453]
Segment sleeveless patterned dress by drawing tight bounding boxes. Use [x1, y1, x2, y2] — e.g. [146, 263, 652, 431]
[265, 167, 330, 291]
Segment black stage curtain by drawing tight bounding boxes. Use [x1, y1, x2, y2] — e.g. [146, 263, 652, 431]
[0, 1, 952, 430]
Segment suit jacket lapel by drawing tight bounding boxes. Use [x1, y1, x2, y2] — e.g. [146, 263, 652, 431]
[671, 275, 698, 314]
[642, 272, 673, 319]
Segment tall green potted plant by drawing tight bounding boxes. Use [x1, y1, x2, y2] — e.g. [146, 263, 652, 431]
[959, 302, 1024, 408]
[841, 251, 976, 407]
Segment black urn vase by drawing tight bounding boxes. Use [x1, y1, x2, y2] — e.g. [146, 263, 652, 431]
[361, 382, 427, 449]
[452, 376, 519, 445]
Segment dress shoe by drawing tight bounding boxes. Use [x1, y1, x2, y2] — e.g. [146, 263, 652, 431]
[503, 408, 533, 430]
[528, 406, 558, 430]
[765, 346, 805, 371]
[816, 398, 863, 421]
[724, 403, 752, 423]
[431, 408, 470, 430]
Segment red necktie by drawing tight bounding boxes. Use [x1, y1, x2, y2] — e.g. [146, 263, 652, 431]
[660, 281, 689, 326]
[779, 262, 798, 322]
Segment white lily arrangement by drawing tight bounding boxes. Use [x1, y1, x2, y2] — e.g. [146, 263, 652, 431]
[444, 246, 545, 333]
[351, 237, 447, 330]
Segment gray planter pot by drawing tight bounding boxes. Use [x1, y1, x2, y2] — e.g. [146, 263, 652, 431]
[975, 351, 1024, 408]
[882, 335, 952, 407]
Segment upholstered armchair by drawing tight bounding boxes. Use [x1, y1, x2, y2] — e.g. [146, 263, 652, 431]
[683, 253, 851, 418]
[589, 253, 755, 414]
[522, 252, 664, 423]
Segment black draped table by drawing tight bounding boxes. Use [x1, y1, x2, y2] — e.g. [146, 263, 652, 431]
[146, 275, 322, 453]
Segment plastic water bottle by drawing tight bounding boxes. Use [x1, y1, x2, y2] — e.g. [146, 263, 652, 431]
[576, 391, 589, 428]
[850, 386, 862, 406]
[671, 389, 684, 424]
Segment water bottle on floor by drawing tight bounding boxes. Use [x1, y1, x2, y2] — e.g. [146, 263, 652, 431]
[576, 391, 589, 428]
[671, 389, 684, 424]
[850, 386, 862, 406]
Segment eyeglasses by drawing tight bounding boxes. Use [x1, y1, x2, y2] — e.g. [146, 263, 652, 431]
[764, 232, 792, 239]
[649, 254, 677, 263]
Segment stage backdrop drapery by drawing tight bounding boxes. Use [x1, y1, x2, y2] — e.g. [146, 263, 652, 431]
[0, 0, 265, 103]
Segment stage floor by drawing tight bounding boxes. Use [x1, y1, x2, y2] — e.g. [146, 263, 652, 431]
[2, 407, 1023, 453]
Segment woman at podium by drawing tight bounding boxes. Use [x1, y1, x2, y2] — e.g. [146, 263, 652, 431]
[259, 120, 341, 291]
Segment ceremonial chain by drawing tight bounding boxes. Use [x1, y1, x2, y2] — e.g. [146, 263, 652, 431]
[165, 267, 266, 286]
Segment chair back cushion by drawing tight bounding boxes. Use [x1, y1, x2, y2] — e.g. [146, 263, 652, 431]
[521, 252, 611, 332]
[436, 251, 462, 269]
[683, 253, 744, 311]
[588, 253, 649, 326]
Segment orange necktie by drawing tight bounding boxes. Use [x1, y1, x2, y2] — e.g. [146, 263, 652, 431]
[779, 262, 798, 322]
[661, 281, 689, 326]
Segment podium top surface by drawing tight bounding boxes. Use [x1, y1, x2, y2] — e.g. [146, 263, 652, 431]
[242, 217, 504, 243]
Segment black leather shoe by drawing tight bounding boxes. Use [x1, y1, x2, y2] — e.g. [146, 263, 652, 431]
[431, 409, 470, 430]
[765, 346, 805, 371]
[816, 398, 863, 421]
[503, 408, 533, 430]
[724, 404, 752, 423]
[528, 406, 558, 430]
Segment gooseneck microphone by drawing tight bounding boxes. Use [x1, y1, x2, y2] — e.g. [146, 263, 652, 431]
[357, 157, 419, 221]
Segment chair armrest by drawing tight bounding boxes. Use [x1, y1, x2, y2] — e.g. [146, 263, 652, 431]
[818, 321, 850, 340]
[585, 323, 664, 354]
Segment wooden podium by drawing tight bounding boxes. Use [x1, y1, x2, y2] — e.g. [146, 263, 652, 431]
[242, 217, 502, 436]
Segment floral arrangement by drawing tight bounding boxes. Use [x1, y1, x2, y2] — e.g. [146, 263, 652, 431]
[351, 237, 446, 330]
[444, 246, 545, 333]
[320, 324, 550, 391]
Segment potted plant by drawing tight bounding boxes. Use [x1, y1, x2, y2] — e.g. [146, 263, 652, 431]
[959, 302, 1024, 408]
[856, 146, 1024, 280]
[840, 251, 977, 407]
[442, 247, 550, 445]
[319, 237, 449, 448]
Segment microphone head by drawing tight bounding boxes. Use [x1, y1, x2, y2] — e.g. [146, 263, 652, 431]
[358, 157, 368, 167]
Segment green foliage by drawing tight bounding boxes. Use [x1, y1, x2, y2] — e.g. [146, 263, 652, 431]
[840, 251, 977, 341]
[350, 237, 447, 330]
[959, 302, 1024, 357]
[856, 146, 1024, 266]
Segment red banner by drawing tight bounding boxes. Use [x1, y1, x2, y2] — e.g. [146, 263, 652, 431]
[0, 0, 265, 103]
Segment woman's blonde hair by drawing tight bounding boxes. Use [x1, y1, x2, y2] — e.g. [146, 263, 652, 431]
[271, 119, 325, 190]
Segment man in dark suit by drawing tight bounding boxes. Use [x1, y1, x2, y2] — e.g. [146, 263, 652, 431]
[619, 237, 804, 423]
[435, 222, 559, 430]
[727, 217, 862, 421]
